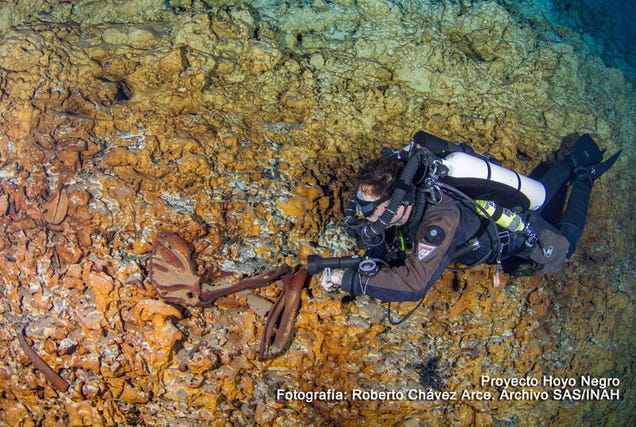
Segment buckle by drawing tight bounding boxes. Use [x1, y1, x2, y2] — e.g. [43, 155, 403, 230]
[497, 230, 510, 246]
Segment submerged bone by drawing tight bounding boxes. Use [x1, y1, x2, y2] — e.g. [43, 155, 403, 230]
[17, 328, 70, 392]
[259, 267, 308, 360]
[246, 294, 274, 317]
[149, 232, 201, 306]
[43, 187, 69, 226]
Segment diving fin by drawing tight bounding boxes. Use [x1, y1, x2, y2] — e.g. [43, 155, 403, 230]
[567, 134, 603, 168]
[575, 150, 621, 183]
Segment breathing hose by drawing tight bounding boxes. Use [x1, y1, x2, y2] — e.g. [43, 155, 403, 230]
[358, 149, 429, 246]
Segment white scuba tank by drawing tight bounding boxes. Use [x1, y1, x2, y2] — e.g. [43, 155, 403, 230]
[441, 152, 547, 210]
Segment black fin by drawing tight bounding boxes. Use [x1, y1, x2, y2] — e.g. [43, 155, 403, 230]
[568, 134, 603, 168]
[575, 150, 621, 182]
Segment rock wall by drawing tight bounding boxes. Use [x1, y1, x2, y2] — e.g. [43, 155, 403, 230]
[0, 0, 634, 425]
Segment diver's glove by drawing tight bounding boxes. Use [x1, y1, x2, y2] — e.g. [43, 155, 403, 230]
[319, 269, 344, 291]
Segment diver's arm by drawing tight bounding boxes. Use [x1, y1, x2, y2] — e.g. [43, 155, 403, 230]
[341, 198, 462, 302]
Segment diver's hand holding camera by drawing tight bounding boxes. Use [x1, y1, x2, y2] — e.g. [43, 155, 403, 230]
[319, 268, 344, 291]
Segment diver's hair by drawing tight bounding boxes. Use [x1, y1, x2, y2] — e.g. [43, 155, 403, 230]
[356, 157, 405, 198]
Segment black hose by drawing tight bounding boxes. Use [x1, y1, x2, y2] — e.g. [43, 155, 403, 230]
[359, 149, 428, 245]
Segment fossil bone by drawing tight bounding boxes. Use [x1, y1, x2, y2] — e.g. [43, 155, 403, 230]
[258, 267, 308, 360]
[148, 232, 308, 359]
[17, 328, 69, 392]
[149, 232, 201, 306]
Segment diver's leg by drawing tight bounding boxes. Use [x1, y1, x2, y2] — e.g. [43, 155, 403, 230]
[558, 150, 621, 258]
[559, 179, 592, 258]
[540, 134, 603, 205]
[540, 159, 572, 205]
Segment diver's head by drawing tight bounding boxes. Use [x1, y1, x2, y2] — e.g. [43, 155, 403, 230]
[354, 157, 414, 226]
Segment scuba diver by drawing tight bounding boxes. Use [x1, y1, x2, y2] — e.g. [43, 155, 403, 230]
[317, 131, 621, 312]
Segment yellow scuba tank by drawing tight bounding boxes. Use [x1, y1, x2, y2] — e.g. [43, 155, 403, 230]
[476, 200, 525, 232]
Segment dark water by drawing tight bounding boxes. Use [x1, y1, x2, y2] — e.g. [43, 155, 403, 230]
[500, 0, 636, 84]
[552, 0, 636, 83]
